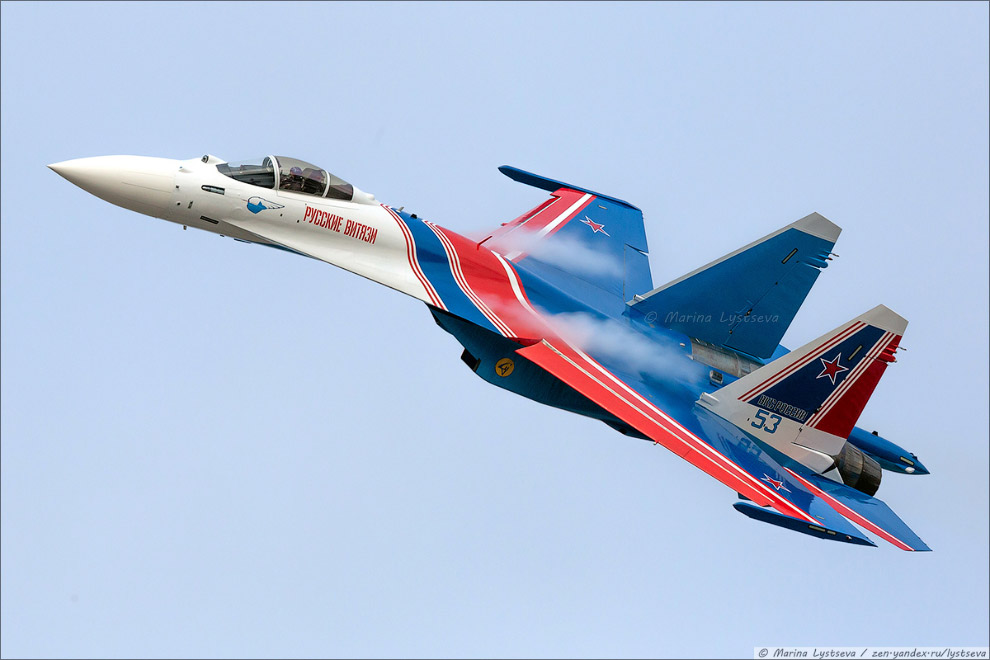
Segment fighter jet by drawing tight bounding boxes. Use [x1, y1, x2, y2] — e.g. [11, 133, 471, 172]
[49, 154, 931, 550]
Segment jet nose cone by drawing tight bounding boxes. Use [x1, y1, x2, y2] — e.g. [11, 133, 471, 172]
[49, 155, 180, 218]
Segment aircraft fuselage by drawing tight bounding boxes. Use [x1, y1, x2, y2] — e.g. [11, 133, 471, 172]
[49, 154, 928, 484]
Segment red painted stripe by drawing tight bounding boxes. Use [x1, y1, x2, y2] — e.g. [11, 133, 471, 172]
[489, 251, 820, 524]
[811, 337, 900, 437]
[569, 346, 821, 524]
[425, 221, 514, 336]
[786, 469, 914, 551]
[807, 332, 892, 427]
[498, 190, 596, 261]
[738, 322, 865, 401]
[739, 321, 864, 401]
[492, 252, 545, 326]
[520, 341, 776, 505]
[383, 205, 445, 309]
[488, 196, 558, 241]
[536, 192, 597, 241]
[431, 225, 820, 526]
[877, 336, 900, 362]
[807, 334, 886, 425]
[429, 223, 538, 337]
[520, 340, 822, 524]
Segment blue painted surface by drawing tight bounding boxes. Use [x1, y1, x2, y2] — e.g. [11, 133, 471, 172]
[388, 174, 927, 549]
[431, 308, 619, 423]
[847, 426, 930, 475]
[393, 209, 501, 334]
[629, 226, 837, 359]
[733, 501, 876, 546]
[499, 165, 642, 213]
[498, 168, 654, 301]
[803, 473, 932, 551]
[515, 197, 652, 300]
[753, 324, 886, 421]
[246, 196, 283, 214]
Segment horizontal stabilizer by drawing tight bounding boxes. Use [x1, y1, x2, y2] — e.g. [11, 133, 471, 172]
[733, 501, 876, 546]
[629, 213, 840, 359]
[786, 470, 931, 551]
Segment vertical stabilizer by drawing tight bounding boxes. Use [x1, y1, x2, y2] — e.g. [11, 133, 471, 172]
[699, 305, 906, 475]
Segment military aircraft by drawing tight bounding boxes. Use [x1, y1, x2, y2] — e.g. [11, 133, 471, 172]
[49, 154, 930, 550]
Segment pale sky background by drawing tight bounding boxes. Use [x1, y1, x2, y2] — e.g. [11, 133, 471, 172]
[2, 2, 988, 658]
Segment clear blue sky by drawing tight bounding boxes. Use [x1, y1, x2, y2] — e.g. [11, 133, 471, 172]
[2, 2, 987, 657]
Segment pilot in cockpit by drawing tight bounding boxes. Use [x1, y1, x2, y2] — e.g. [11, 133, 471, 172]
[218, 156, 356, 203]
[283, 166, 304, 192]
[301, 168, 326, 195]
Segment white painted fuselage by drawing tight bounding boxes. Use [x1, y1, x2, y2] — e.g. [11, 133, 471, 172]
[49, 154, 441, 304]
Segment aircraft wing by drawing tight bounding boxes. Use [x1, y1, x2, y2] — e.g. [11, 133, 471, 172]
[482, 166, 654, 301]
[514, 338, 928, 549]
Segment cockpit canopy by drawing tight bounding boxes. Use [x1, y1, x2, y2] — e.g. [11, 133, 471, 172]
[216, 156, 355, 201]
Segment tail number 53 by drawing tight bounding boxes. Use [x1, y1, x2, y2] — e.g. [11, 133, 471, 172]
[751, 409, 782, 434]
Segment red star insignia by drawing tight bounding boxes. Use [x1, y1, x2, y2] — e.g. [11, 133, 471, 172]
[580, 216, 610, 236]
[761, 474, 790, 492]
[817, 354, 850, 385]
